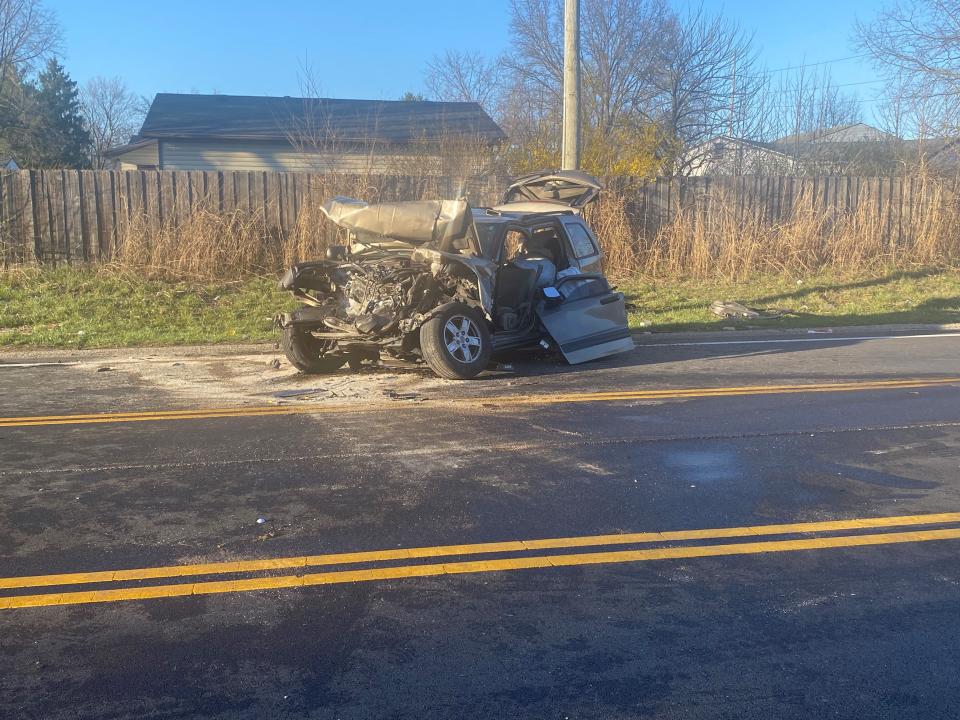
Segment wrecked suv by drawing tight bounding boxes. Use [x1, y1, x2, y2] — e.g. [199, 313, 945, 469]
[276, 170, 634, 380]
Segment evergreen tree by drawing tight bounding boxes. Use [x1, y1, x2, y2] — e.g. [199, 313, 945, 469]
[19, 59, 91, 168]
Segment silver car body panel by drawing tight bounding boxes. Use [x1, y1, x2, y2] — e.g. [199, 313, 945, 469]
[320, 196, 474, 251]
[536, 278, 634, 364]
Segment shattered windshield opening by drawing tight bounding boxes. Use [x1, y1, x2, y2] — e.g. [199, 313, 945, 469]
[473, 221, 504, 259]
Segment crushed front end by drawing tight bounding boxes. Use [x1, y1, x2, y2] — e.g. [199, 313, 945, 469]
[276, 196, 494, 375]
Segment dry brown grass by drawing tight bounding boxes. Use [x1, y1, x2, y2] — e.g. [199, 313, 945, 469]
[109, 206, 336, 281]
[104, 170, 503, 281]
[593, 176, 960, 281]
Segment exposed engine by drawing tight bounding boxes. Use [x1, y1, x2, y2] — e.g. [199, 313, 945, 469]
[283, 247, 480, 359]
[338, 257, 436, 335]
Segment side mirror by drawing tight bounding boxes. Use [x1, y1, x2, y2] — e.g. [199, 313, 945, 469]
[541, 286, 563, 307]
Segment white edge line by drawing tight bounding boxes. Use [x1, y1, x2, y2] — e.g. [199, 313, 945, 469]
[641, 332, 960, 347]
[0, 362, 81, 369]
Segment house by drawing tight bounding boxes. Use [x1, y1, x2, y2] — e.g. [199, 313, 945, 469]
[685, 136, 795, 176]
[773, 122, 893, 148]
[686, 123, 939, 176]
[0, 157, 19, 170]
[106, 93, 506, 173]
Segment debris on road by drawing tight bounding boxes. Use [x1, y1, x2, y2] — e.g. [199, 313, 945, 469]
[272, 387, 326, 399]
[384, 390, 425, 402]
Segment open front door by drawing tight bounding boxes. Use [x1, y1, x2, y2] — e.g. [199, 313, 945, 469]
[536, 277, 634, 364]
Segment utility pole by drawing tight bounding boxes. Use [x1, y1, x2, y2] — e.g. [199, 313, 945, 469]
[562, 0, 580, 170]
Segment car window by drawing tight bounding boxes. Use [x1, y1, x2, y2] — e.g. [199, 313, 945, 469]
[564, 220, 598, 258]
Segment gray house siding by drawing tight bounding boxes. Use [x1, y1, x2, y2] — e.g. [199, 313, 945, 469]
[157, 138, 398, 173]
[115, 142, 160, 169]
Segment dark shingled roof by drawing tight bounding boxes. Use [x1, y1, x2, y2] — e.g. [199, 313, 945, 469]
[138, 93, 507, 143]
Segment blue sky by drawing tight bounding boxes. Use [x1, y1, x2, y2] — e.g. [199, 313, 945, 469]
[48, 0, 885, 116]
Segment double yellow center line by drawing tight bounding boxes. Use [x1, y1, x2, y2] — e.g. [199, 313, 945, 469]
[1, 377, 957, 428]
[3, 512, 960, 610]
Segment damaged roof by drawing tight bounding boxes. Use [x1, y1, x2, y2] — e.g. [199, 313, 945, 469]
[136, 93, 507, 144]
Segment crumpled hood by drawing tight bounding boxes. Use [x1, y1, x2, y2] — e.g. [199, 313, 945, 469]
[320, 196, 474, 249]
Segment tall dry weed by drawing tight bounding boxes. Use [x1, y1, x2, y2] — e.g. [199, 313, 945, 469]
[104, 169, 503, 281]
[594, 175, 960, 280]
[111, 204, 340, 281]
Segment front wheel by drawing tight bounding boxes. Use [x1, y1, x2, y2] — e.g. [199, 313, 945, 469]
[419, 304, 491, 380]
[281, 326, 347, 374]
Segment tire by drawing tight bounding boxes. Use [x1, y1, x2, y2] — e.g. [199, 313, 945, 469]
[420, 303, 492, 380]
[281, 326, 346, 374]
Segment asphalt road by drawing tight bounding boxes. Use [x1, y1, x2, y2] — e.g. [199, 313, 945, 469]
[2, 329, 960, 719]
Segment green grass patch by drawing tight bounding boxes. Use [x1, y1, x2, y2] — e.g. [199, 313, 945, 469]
[0, 267, 294, 348]
[2, 267, 959, 349]
[621, 269, 960, 332]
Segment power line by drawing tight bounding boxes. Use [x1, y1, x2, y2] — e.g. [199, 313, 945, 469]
[746, 54, 872, 78]
[759, 78, 885, 96]
[833, 79, 885, 88]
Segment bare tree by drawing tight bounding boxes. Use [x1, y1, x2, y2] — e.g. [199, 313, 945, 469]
[655, 6, 762, 175]
[856, 0, 960, 134]
[751, 65, 879, 174]
[506, 0, 669, 133]
[424, 50, 503, 111]
[770, 66, 861, 142]
[496, 0, 676, 176]
[0, 0, 59, 91]
[505, 1, 764, 176]
[286, 57, 387, 176]
[81, 76, 147, 168]
[0, 0, 59, 141]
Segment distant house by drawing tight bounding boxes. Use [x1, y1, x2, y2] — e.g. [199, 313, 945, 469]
[685, 123, 949, 176]
[773, 122, 893, 148]
[686, 136, 795, 176]
[0, 157, 19, 170]
[106, 93, 506, 173]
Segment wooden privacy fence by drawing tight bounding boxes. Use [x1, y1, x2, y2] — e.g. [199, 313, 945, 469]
[0, 170, 506, 265]
[605, 174, 957, 244]
[0, 170, 956, 266]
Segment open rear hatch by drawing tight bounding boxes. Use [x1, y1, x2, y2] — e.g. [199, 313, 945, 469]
[499, 170, 603, 210]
